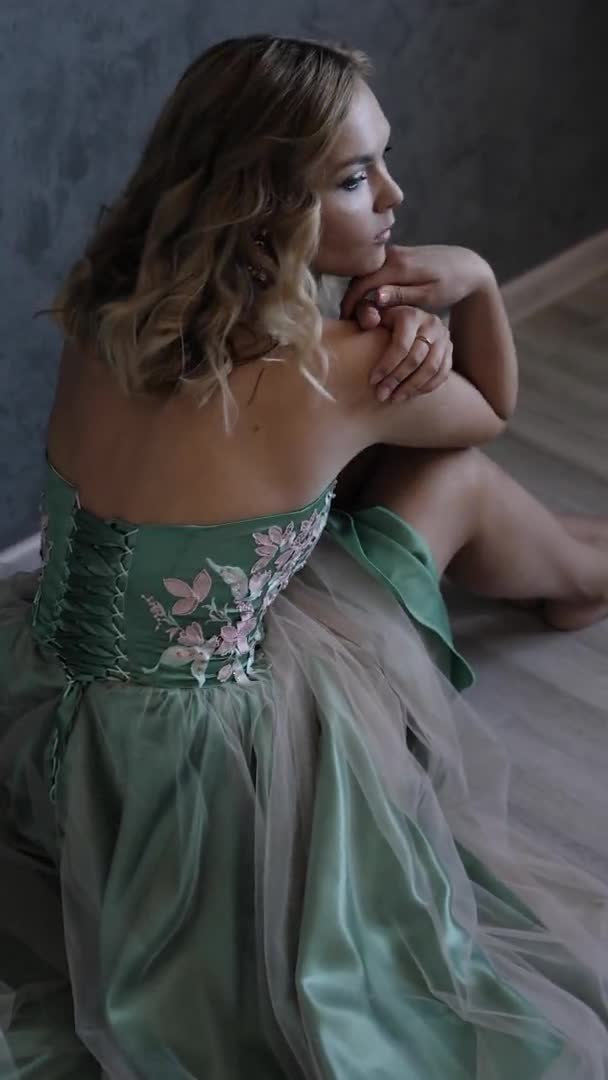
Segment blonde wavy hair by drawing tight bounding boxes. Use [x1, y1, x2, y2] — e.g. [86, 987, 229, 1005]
[43, 34, 372, 421]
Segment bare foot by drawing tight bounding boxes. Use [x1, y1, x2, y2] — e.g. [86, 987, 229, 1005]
[512, 514, 608, 628]
[541, 513, 608, 630]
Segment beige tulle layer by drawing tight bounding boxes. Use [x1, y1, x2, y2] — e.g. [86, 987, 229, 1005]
[1, 538, 607, 1078]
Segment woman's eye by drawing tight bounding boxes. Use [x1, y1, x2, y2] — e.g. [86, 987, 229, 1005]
[339, 146, 394, 191]
[340, 172, 367, 191]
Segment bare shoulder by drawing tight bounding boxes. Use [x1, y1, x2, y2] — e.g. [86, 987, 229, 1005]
[322, 316, 390, 405]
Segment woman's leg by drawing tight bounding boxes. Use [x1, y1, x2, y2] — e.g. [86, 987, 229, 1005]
[334, 446, 384, 509]
[348, 446, 608, 631]
[555, 514, 608, 548]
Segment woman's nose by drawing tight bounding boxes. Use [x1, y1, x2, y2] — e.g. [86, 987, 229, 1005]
[378, 172, 404, 212]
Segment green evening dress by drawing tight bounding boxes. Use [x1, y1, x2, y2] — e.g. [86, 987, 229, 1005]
[1, 460, 607, 1078]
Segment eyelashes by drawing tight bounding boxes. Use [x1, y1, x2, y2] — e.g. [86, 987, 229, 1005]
[340, 174, 367, 192]
[339, 145, 394, 191]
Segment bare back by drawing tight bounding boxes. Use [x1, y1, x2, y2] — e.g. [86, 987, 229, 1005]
[47, 319, 504, 526]
[47, 323, 358, 526]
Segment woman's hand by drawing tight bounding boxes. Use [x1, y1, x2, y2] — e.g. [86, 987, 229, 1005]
[341, 243, 492, 319]
[356, 303, 454, 402]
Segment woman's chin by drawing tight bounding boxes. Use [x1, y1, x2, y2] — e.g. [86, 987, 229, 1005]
[318, 247, 387, 280]
[359, 243, 389, 270]
[371, 242, 390, 264]
[349, 247, 388, 277]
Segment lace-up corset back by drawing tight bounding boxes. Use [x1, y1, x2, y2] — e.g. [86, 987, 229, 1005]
[32, 464, 335, 688]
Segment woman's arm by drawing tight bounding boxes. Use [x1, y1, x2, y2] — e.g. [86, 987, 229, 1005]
[324, 320, 507, 450]
[448, 269, 519, 421]
[340, 245, 519, 418]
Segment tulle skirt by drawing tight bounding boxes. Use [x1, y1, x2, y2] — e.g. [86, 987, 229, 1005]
[1, 536, 608, 1078]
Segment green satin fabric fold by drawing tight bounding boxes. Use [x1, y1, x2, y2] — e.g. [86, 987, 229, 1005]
[326, 507, 475, 692]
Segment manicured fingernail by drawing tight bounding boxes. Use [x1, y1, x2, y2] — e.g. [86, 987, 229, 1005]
[370, 371, 383, 386]
[395, 391, 410, 402]
[378, 385, 392, 401]
[377, 289, 388, 304]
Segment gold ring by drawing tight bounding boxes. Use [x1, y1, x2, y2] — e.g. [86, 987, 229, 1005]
[415, 334, 432, 347]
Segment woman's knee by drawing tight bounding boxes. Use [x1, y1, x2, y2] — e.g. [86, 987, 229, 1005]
[358, 445, 484, 508]
[353, 445, 486, 573]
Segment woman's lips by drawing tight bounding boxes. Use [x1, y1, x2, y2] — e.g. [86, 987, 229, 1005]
[374, 228, 392, 244]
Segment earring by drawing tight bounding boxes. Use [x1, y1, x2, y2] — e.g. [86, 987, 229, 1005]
[248, 229, 271, 285]
[248, 264, 270, 285]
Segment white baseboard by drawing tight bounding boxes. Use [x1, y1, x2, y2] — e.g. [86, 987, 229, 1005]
[0, 534, 41, 578]
[501, 228, 608, 323]
[1, 230, 607, 571]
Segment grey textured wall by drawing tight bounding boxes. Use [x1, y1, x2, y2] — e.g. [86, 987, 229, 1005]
[1, 1, 607, 549]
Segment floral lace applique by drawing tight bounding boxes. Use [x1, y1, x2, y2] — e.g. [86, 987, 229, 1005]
[142, 489, 334, 687]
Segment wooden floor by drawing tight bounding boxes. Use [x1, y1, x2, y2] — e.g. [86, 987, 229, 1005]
[447, 267, 608, 883]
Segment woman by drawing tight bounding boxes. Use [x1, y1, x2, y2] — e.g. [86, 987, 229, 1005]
[1, 33, 607, 1079]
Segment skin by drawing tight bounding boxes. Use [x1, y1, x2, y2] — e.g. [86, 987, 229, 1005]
[311, 79, 404, 279]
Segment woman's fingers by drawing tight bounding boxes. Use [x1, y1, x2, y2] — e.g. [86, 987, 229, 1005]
[354, 299, 382, 330]
[344, 282, 425, 320]
[375, 336, 449, 401]
[367, 307, 451, 400]
[373, 340, 425, 397]
[370, 308, 427, 386]
[376, 341, 438, 400]
[341, 277, 387, 320]
[396, 343, 453, 399]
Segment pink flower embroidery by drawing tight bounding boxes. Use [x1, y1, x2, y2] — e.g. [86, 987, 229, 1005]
[207, 561, 249, 602]
[163, 570, 212, 616]
[177, 622, 209, 646]
[251, 541, 277, 574]
[145, 484, 335, 686]
[216, 616, 255, 658]
[159, 642, 216, 666]
[236, 600, 256, 618]
[217, 660, 251, 685]
[252, 522, 296, 573]
[217, 662, 236, 683]
[158, 628, 219, 687]
[248, 570, 271, 599]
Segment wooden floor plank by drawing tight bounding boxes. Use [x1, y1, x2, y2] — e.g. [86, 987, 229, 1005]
[448, 272, 608, 882]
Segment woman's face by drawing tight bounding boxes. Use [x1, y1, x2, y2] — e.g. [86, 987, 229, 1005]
[312, 79, 404, 278]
